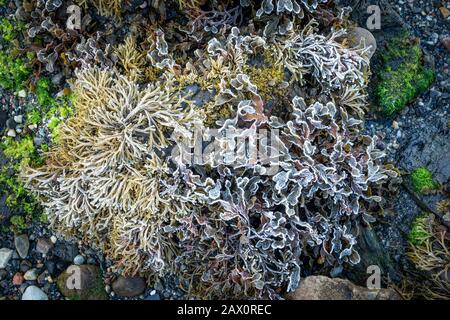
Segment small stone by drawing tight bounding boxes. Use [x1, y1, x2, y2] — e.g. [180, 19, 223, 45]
[17, 90, 26, 98]
[13, 115, 23, 123]
[73, 255, 85, 265]
[24, 268, 39, 281]
[0, 248, 13, 269]
[392, 121, 399, 130]
[45, 260, 57, 277]
[112, 276, 146, 297]
[51, 72, 64, 85]
[7, 129, 16, 137]
[37, 272, 47, 285]
[14, 234, 30, 259]
[22, 285, 48, 300]
[6, 118, 15, 129]
[19, 260, 32, 273]
[442, 37, 450, 53]
[0, 270, 7, 280]
[50, 236, 57, 244]
[36, 238, 54, 255]
[13, 272, 24, 286]
[53, 243, 78, 262]
[440, 6, 450, 19]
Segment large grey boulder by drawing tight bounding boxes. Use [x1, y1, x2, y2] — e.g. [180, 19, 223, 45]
[285, 276, 401, 300]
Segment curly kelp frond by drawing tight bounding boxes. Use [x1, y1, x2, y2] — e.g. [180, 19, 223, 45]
[279, 21, 370, 90]
[171, 96, 398, 298]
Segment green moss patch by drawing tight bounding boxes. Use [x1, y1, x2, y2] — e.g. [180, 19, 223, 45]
[56, 265, 108, 300]
[410, 167, 437, 193]
[376, 33, 435, 116]
[0, 52, 31, 91]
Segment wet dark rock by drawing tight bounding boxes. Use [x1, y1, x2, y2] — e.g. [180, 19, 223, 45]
[56, 260, 67, 272]
[19, 260, 32, 273]
[0, 269, 8, 280]
[45, 260, 57, 277]
[112, 276, 146, 297]
[52, 242, 78, 262]
[36, 238, 53, 255]
[6, 118, 15, 130]
[57, 265, 107, 300]
[0, 110, 7, 132]
[442, 37, 450, 53]
[37, 272, 47, 285]
[346, 228, 401, 285]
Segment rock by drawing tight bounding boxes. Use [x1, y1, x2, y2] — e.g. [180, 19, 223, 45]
[19, 260, 32, 273]
[7, 129, 16, 137]
[0, 269, 8, 280]
[112, 276, 146, 297]
[45, 260, 57, 277]
[440, 6, 450, 19]
[285, 276, 401, 300]
[37, 272, 47, 285]
[0, 248, 13, 269]
[24, 268, 39, 281]
[13, 115, 23, 124]
[348, 228, 401, 284]
[13, 272, 24, 286]
[14, 234, 30, 259]
[36, 238, 54, 255]
[17, 90, 26, 98]
[53, 243, 78, 262]
[73, 255, 85, 265]
[442, 37, 450, 53]
[348, 27, 377, 59]
[50, 235, 57, 244]
[56, 265, 107, 300]
[51, 72, 64, 85]
[22, 285, 48, 300]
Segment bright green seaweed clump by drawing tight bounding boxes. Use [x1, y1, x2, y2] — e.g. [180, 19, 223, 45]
[0, 17, 17, 42]
[0, 166, 45, 234]
[0, 52, 31, 91]
[410, 167, 437, 193]
[408, 214, 431, 246]
[376, 34, 435, 116]
[1, 135, 44, 167]
[36, 77, 57, 107]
